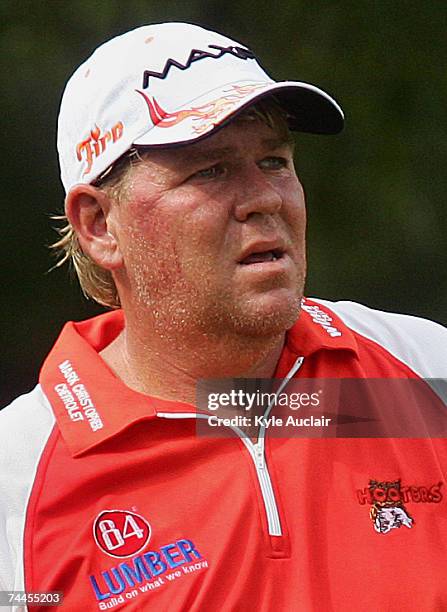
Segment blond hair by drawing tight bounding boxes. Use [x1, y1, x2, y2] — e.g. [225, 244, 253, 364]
[51, 98, 291, 309]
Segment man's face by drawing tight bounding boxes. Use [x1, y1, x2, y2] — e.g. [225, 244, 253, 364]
[111, 114, 306, 339]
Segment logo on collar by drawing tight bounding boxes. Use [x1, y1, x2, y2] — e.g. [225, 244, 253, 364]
[301, 302, 342, 338]
[142, 44, 256, 88]
[356, 479, 444, 534]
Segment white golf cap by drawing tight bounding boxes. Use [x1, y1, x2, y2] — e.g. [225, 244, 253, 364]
[58, 22, 344, 193]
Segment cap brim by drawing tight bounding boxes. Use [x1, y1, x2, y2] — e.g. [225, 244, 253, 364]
[268, 82, 344, 135]
[133, 80, 344, 149]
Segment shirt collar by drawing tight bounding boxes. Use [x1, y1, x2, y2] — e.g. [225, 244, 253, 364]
[40, 299, 358, 457]
[39, 311, 192, 457]
[287, 297, 359, 357]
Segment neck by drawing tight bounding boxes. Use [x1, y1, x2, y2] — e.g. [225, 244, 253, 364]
[100, 314, 285, 406]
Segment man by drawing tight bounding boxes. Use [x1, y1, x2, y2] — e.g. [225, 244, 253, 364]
[1, 22, 447, 611]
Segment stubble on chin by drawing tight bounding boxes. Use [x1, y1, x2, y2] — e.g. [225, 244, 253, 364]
[217, 279, 305, 338]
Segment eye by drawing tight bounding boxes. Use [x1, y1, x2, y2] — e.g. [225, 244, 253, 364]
[258, 156, 289, 171]
[190, 164, 226, 180]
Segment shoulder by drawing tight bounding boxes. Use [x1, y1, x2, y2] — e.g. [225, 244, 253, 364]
[312, 298, 447, 378]
[0, 386, 55, 590]
[0, 384, 56, 493]
[0, 385, 55, 452]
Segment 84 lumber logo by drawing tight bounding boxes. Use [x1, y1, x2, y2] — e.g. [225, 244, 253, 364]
[90, 509, 208, 607]
[93, 510, 151, 558]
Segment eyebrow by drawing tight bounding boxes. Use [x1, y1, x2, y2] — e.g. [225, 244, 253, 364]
[176, 135, 295, 166]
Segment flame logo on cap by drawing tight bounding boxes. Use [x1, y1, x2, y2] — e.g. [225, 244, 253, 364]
[136, 83, 267, 135]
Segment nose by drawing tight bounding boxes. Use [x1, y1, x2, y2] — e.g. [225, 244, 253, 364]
[233, 166, 283, 222]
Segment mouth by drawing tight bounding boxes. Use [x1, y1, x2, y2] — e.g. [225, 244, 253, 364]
[239, 248, 285, 265]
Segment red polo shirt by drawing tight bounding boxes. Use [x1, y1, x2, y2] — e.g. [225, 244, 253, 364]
[1, 298, 447, 611]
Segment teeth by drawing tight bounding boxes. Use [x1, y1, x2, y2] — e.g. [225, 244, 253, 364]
[240, 249, 282, 264]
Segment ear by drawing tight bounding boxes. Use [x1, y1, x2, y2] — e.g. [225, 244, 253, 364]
[65, 184, 123, 270]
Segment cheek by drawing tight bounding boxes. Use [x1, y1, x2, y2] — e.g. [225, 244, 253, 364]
[116, 206, 180, 287]
[117, 198, 225, 288]
[283, 180, 306, 237]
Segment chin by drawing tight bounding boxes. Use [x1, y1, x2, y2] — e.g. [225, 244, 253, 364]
[227, 292, 303, 338]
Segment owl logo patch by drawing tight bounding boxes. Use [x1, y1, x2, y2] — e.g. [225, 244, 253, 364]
[367, 480, 413, 534]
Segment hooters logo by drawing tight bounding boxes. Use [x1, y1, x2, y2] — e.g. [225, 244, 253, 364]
[93, 510, 151, 558]
[357, 479, 444, 534]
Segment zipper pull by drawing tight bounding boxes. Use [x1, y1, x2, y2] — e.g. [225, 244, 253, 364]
[254, 443, 265, 469]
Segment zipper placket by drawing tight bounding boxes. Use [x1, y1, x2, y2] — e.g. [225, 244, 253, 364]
[240, 436, 282, 535]
[157, 355, 304, 538]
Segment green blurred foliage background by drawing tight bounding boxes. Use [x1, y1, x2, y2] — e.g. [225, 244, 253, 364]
[2, 1, 446, 406]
